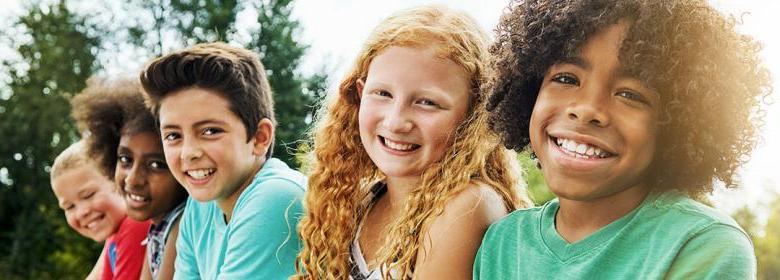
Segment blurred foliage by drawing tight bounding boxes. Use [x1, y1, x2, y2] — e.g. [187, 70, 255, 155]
[734, 194, 780, 280]
[0, 0, 103, 278]
[0, 0, 324, 278]
[121, 0, 326, 167]
[518, 150, 555, 205]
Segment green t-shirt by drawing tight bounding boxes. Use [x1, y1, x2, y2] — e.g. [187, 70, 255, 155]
[474, 191, 756, 279]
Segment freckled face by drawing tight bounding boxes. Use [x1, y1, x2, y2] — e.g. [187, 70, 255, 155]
[114, 131, 187, 224]
[530, 22, 660, 202]
[52, 166, 126, 242]
[358, 46, 471, 182]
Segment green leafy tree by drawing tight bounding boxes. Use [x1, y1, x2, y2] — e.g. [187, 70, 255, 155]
[124, 0, 325, 167]
[246, 0, 325, 166]
[0, 1, 102, 278]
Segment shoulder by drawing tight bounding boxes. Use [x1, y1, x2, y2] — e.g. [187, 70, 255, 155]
[438, 183, 508, 223]
[252, 158, 307, 192]
[116, 217, 151, 239]
[486, 201, 546, 235]
[647, 191, 747, 236]
[667, 223, 756, 278]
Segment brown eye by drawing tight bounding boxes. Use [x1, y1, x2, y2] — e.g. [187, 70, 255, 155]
[616, 90, 650, 105]
[551, 73, 580, 86]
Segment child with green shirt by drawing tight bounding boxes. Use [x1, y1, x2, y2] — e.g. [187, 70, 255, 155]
[140, 42, 306, 279]
[475, 0, 771, 279]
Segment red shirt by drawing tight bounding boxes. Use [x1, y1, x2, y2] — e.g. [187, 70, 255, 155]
[101, 217, 150, 280]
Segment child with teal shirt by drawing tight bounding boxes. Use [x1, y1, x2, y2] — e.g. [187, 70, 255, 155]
[475, 0, 771, 279]
[140, 42, 306, 279]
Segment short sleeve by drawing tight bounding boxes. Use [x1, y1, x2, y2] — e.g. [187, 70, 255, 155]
[173, 198, 200, 280]
[113, 219, 150, 280]
[217, 178, 305, 279]
[666, 224, 757, 279]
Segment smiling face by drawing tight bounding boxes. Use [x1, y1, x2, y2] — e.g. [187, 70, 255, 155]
[530, 22, 660, 202]
[158, 88, 268, 208]
[114, 131, 187, 224]
[51, 166, 125, 242]
[358, 46, 471, 184]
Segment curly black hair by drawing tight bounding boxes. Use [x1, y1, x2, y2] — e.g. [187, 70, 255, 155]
[486, 0, 772, 197]
[71, 77, 157, 178]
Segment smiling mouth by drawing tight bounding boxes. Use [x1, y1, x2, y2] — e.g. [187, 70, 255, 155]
[84, 214, 104, 230]
[126, 193, 150, 203]
[186, 168, 215, 180]
[551, 136, 614, 159]
[379, 136, 420, 152]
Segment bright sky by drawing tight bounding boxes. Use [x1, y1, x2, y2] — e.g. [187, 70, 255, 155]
[1, 0, 778, 221]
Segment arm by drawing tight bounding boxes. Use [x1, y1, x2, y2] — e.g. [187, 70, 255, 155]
[157, 216, 182, 280]
[414, 185, 509, 279]
[85, 245, 106, 280]
[666, 224, 757, 279]
[217, 179, 305, 279]
[140, 252, 152, 280]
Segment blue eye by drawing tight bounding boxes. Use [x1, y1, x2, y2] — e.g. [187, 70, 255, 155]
[552, 73, 580, 86]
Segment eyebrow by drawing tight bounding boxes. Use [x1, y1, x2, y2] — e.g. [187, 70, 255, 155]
[160, 119, 228, 130]
[116, 146, 165, 159]
[557, 55, 638, 81]
[558, 56, 591, 71]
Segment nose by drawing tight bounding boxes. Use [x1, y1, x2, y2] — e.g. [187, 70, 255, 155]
[381, 103, 414, 133]
[123, 163, 146, 191]
[75, 203, 90, 219]
[565, 87, 610, 127]
[180, 137, 203, 162]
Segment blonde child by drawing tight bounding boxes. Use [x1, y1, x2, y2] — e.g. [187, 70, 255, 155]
[50, 141, 150, 279]
[295, 5, 529, 279]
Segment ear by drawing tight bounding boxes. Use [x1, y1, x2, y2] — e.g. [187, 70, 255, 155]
[356, 78, 365, 98]
[250, 118, 275, 157]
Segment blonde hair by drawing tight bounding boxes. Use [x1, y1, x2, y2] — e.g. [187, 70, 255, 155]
[50, 141, 91, 180]
[294, 5, 530, 279]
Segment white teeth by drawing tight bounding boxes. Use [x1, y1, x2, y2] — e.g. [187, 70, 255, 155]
[555, 137, 609, 159]
[384, 138, 416, 151]
[128, 194, 148, 202]
[187, 169, 214, 179]
[576, 143, 587, 154]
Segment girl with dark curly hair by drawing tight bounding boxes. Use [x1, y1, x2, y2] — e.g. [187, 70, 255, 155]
[72, 77, 188, 280]
[474, 0, 771, 278]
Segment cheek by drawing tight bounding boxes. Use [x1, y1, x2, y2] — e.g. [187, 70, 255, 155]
[357, 104, 377, 138]
[65, 214, 80, 230]
[151, 175, 181, 200]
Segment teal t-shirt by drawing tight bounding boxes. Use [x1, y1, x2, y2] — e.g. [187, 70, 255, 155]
[474, 191, 756, 279]
[174, 158, 306, 280]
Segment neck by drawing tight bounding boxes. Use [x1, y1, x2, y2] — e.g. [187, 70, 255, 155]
[555, 185, 650, 243]
[218, 159, 265, 223]
[383, 176, 419, 212]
